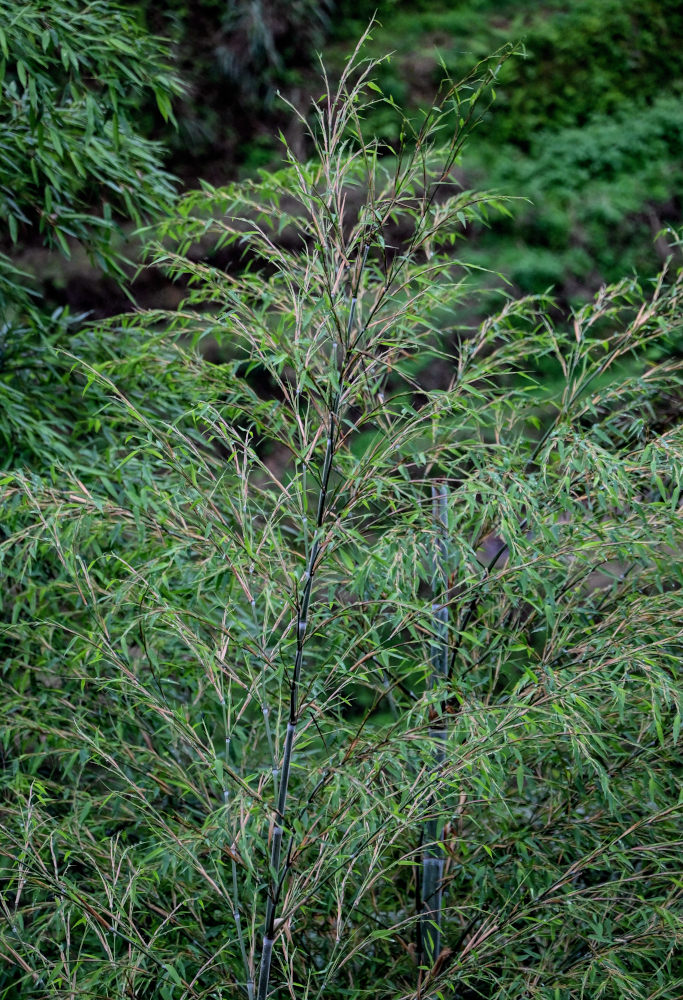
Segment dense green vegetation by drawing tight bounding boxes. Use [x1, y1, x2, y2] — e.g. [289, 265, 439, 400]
[7, 0, 683, 327]
[326, 0, 683, 307]
[1, 4, 682, 1000]
[5, 0, 683, 319]
[0, 0, 182, 465]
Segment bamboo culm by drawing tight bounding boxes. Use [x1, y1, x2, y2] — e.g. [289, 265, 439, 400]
[256, 251, 366, 1000]
[256, 460, 328, 1000]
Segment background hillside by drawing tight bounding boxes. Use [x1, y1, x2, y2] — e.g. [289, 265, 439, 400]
[15, 0, 683, 322]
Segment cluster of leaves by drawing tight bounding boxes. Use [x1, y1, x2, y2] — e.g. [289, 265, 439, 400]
[0, 0, 180, 273]
[1, 40, 682, 1000]
[0, 0, 183, 465]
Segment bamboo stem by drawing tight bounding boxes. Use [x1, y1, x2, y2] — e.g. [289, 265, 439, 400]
[256, 247, 367, 1000]
[256, 428, 333, 1000]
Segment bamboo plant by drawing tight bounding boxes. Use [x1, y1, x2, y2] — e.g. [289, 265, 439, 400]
[2, 31, 683, 1000]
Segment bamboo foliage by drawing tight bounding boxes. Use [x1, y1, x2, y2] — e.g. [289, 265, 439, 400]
[419, 484, 449, 973]
[1, 30, 683, 1000]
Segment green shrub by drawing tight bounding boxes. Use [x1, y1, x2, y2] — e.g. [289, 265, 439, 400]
[492, 0, 683, 143]
[0, 0, 180, 275]
[322, 2, 683, 310]
[2, 37, 682, 1000]
[0, 0, 184, 469]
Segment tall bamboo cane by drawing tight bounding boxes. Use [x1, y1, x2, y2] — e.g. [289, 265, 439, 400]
[256, 249, 366, 1000]
[420, 483, 449, 969]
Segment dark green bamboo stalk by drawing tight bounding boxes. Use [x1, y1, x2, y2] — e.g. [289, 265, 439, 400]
[256, 464, 327, 1000]
[420, 483, 449, 970]
[256, 249, 366, 1000]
